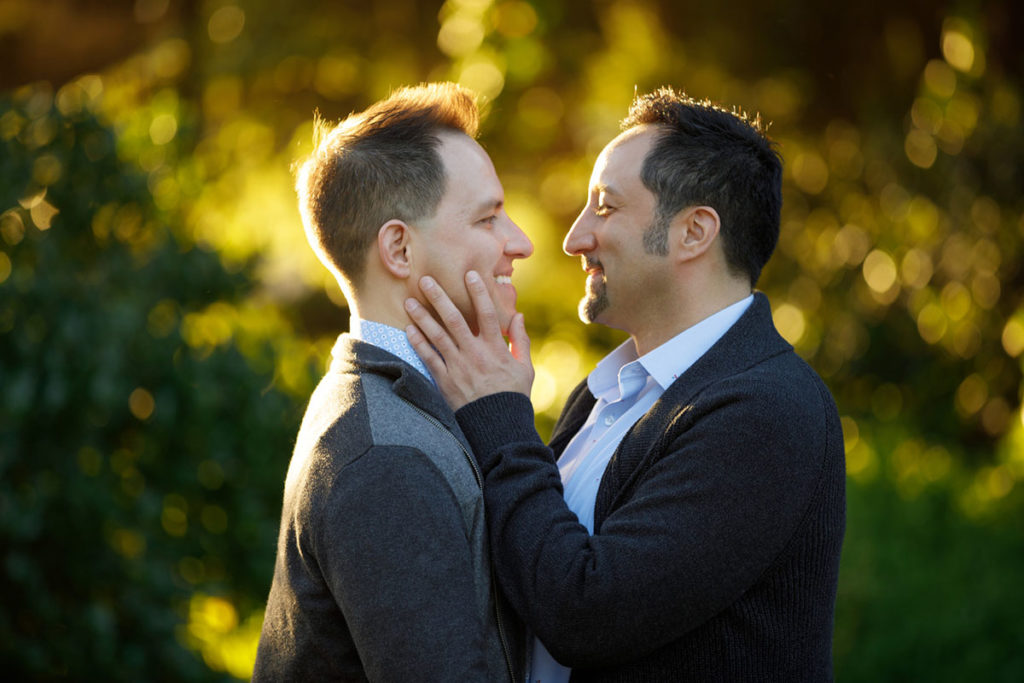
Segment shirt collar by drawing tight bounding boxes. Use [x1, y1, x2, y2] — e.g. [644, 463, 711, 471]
[587, 294, 754, 397]
[348, 317, 435, 385]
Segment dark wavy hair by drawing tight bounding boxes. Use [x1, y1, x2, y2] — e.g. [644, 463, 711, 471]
[623, 86, 782, 286]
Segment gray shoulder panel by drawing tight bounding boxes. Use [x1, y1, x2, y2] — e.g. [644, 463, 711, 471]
[359, 373, 483, 533]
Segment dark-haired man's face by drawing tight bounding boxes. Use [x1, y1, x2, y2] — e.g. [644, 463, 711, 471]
[413, 132, 533, 334]
[562, 126, 675, 335]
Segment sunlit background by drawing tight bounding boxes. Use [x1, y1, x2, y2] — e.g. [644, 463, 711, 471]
[2, 0, 1022, 680]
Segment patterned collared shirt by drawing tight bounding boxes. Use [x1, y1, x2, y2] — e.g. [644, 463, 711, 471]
[349, 317, 436, 385]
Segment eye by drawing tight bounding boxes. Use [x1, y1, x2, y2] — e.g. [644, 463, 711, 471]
[477, 214, 497, 227]
[595, 192, 615, 216]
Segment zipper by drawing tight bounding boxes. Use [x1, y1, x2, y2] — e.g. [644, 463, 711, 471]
[407, 403, 517, 682]
[408, 403, 483, 488]
[490, 570, 517, 683]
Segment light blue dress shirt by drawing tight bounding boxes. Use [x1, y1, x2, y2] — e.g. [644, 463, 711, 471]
[349, 317, 436, 385]
[528, 295, 753, 683]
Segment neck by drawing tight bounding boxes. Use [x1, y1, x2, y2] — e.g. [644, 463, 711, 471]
[630, 277, 751, 356]
[350, 306, 406, 330]
[346, 278, 411, 331]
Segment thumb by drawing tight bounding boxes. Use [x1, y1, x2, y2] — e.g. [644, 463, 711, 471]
[508, 312, 532, 364]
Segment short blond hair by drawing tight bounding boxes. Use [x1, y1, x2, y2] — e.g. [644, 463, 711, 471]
[295, 82, 479, 289]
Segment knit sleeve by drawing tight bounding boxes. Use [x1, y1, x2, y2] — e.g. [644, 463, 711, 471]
[455, 375, 844, 668]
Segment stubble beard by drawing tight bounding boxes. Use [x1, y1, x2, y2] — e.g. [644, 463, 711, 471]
[579, 213, 666, 324]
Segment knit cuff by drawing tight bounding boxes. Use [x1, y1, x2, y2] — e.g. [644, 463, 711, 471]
[454, 392, 543, 470]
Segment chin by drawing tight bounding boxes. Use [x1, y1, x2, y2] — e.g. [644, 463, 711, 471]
[578, 295, 608, 325]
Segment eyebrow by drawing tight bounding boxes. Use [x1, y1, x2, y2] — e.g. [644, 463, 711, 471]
[593, 183, 622, 197]
[472, 198, 504, 215]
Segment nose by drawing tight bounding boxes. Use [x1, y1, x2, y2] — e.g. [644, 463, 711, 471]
[563, 208, 595, 256]
[503, 215, 534, 260]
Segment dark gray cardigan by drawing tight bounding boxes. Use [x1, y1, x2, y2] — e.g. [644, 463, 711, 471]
[254, 336, 522, 682]
[455, 293, 846, 682]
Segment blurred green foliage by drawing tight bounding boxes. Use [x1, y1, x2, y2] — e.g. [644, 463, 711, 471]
[1, 0, 1023, 680]
[0, 87, 321, 679]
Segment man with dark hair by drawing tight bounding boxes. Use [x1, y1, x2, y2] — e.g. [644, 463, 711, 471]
[406, 86, 846, 681]
[253, 82, 531, 682]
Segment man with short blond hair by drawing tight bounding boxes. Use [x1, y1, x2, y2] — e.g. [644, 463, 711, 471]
[254, 82, 531, 682]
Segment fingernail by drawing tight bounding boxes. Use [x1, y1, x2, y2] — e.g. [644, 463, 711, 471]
[404, 298, 418, 310]
[466, 270, 480, 283]
[420, 276, 435, 289]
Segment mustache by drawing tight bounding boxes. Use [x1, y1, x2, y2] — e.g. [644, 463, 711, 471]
[583, 256, 603, 271]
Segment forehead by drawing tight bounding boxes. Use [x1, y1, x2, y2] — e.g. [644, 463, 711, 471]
[438, 132, 497, 184]
[435, 132, 503, 216]
[591, 126, 658, 189]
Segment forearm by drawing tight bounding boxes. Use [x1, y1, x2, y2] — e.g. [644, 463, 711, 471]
[455, 390, 831, 667]
[456, 393, 634, 662]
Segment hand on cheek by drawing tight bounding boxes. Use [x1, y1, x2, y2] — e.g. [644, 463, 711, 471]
[405, 271, 534, 410]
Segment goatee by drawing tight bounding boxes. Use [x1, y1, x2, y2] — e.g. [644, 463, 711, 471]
[579, 265, 608, 323]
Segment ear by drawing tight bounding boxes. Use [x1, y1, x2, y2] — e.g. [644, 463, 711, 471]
[675, 206, 721, 263]
[377, 220, 413, 279]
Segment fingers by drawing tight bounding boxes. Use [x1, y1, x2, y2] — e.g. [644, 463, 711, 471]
[506, 313, 535, 395]
[404, 295, 460, 359]
[418, 276, 473, 342]
[404, 321, 449, 379]
[507, 312, 531, 363]
[465, 271, 501, 340]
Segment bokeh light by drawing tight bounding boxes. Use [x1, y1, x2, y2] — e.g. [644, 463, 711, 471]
[2, 2, 1022, 681]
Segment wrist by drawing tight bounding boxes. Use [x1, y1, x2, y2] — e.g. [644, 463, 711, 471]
[454, 392, 541, 468]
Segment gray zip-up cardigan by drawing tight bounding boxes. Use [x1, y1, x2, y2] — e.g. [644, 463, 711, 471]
[455, 293, 846, 682]
[253, 336, 522, 682]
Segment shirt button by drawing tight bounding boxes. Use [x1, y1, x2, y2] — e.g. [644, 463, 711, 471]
[603, 415, 615, 426]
